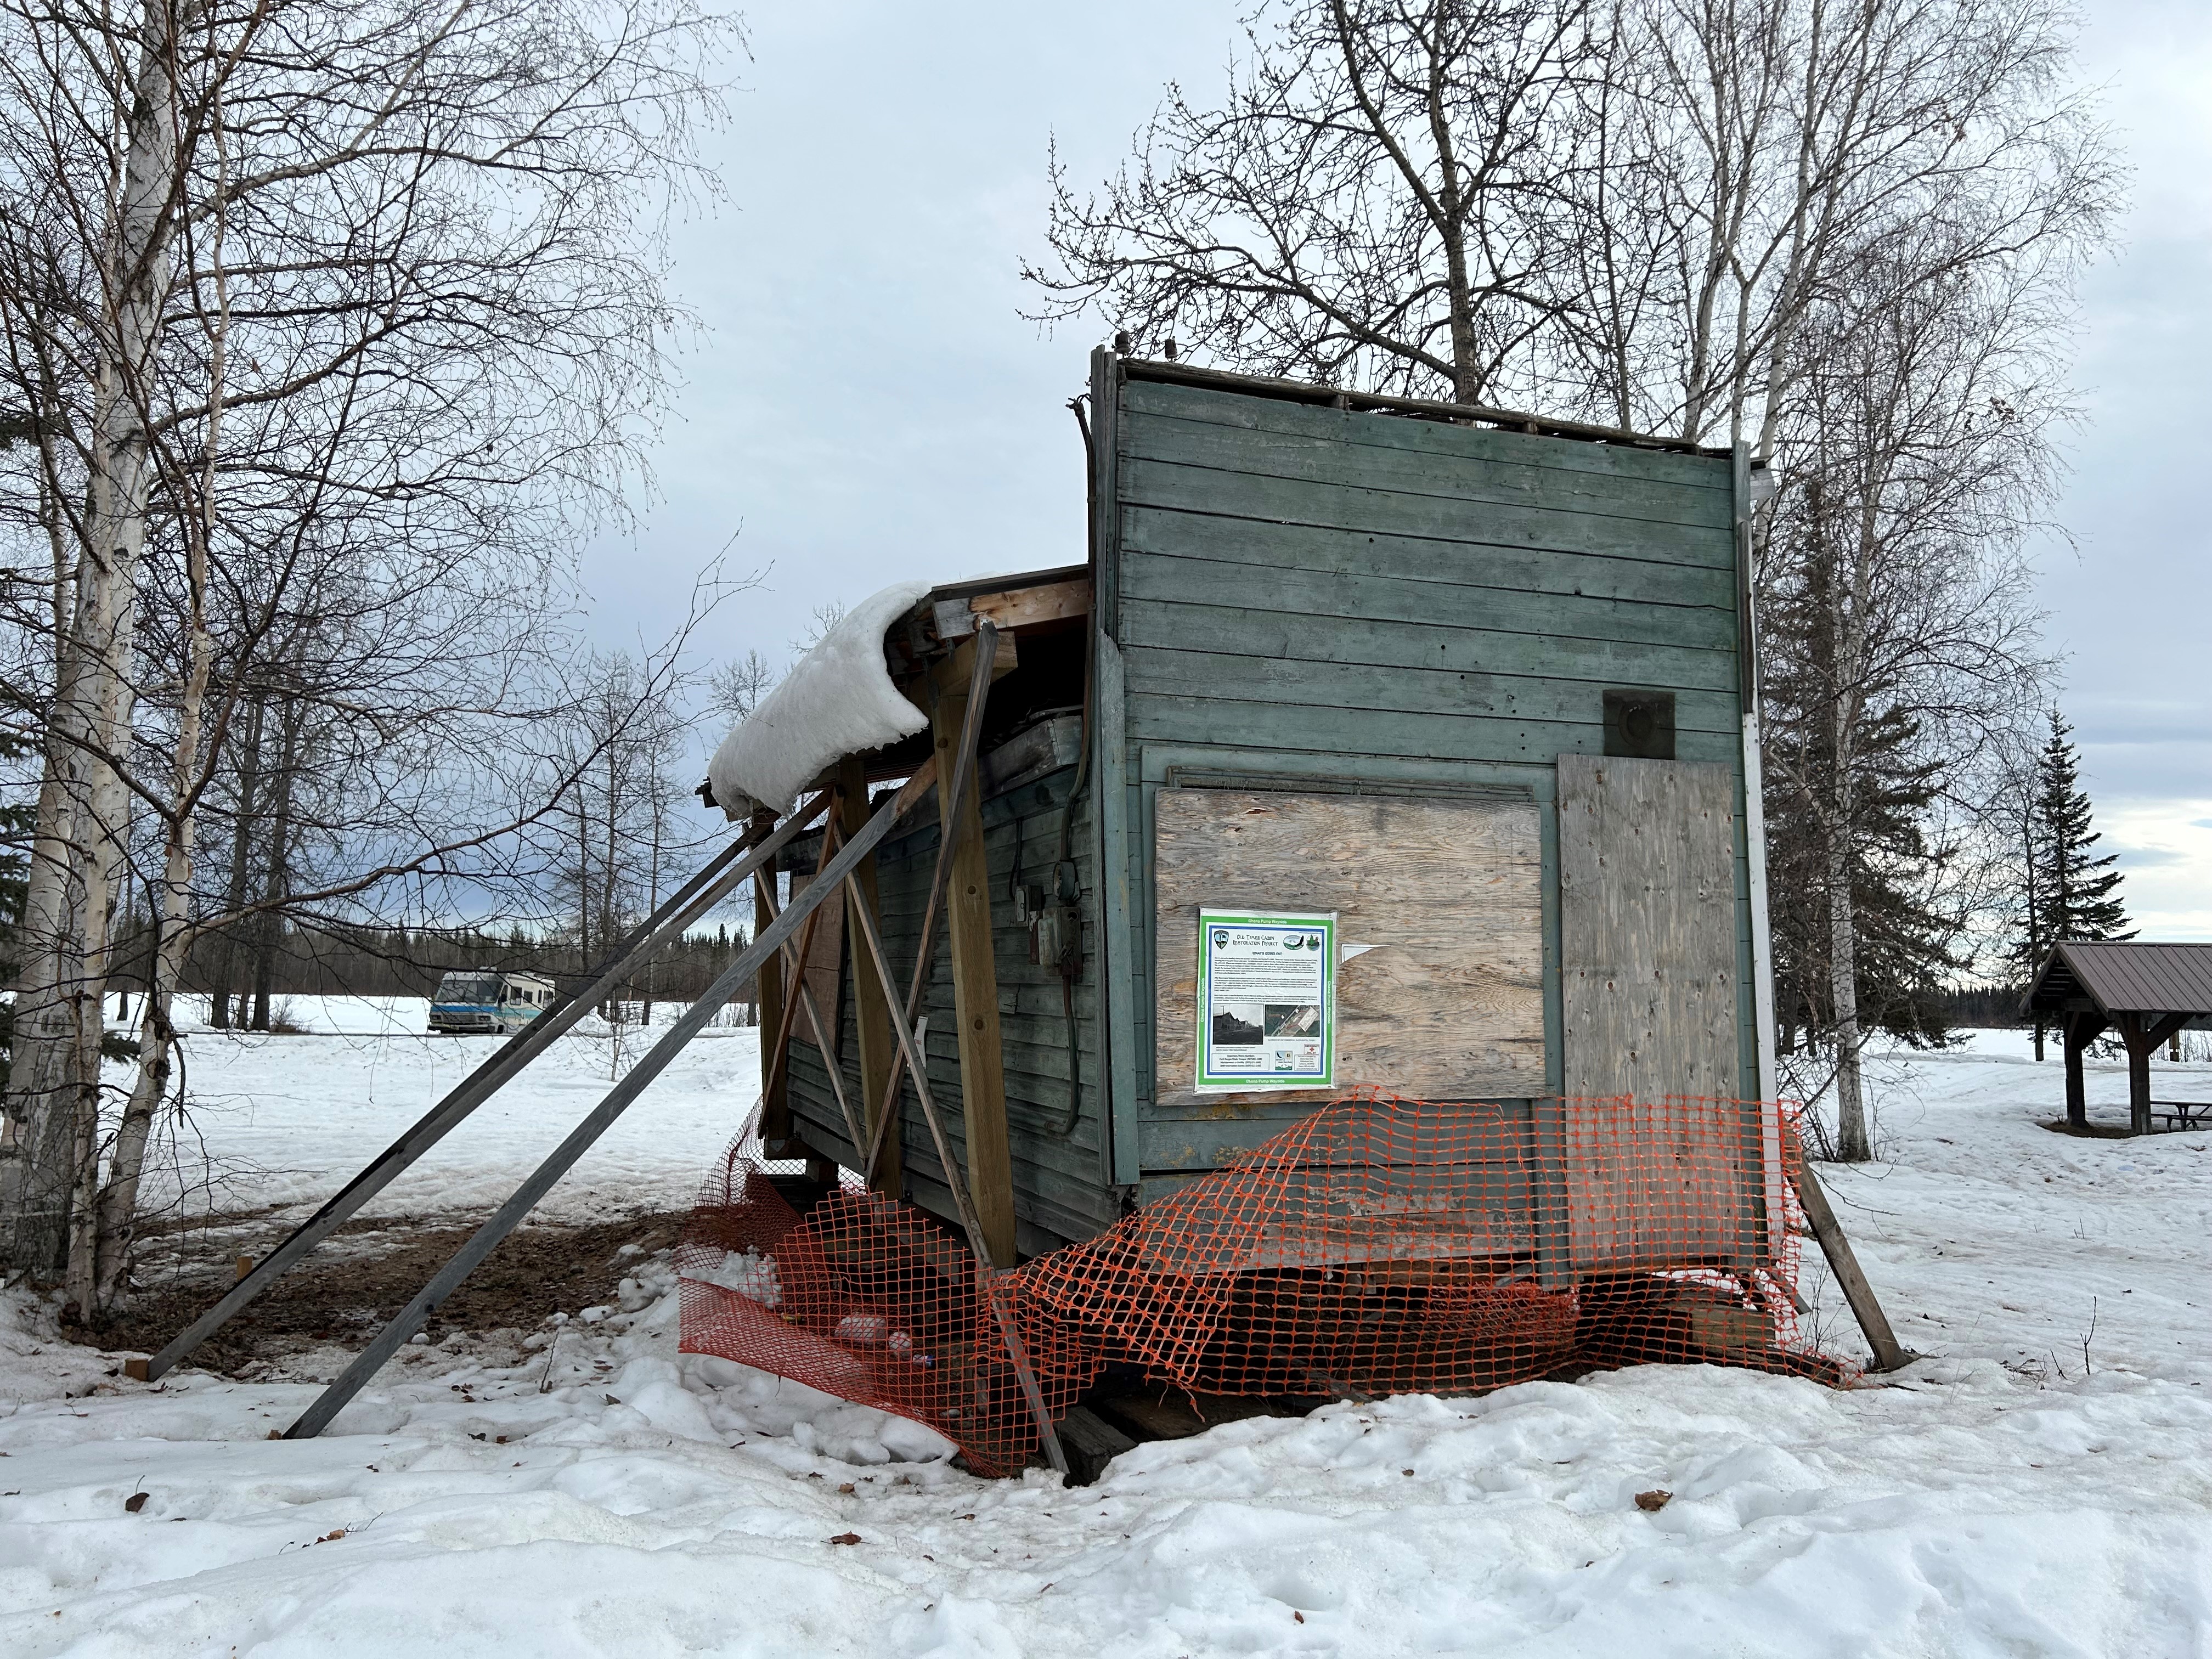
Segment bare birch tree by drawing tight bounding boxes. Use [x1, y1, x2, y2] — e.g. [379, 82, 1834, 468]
[1030, 0, 2112, 1160]
[0, 0, 740, 1301]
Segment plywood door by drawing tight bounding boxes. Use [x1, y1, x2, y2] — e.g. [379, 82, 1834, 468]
[1556, 754, 1737, 1103]
[1152, 789, 1544, 1107]
[1556, 754, 1751, 1269]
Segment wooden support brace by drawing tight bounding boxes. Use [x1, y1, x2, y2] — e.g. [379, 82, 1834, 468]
[140, 802, 825, 1383]
[930, 635, 1017, 1268]
[281, 762, 936, 1440]
[752, 806, 789, 1149]
[1789, 1161, 1912, 1373]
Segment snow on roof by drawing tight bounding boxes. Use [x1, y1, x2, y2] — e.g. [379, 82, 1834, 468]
[706, 580, 932, 817]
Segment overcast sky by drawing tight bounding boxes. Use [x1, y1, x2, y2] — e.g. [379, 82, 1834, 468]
[577, 0, 2212, 939]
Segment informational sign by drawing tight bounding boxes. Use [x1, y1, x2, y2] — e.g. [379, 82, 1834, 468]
[1195, 909, 1336, 1090]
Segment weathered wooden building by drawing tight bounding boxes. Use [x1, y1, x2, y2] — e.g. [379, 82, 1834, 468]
[765, 351, 1778, 1280]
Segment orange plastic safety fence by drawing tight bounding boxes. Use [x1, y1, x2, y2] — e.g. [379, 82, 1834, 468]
[678, 1092, 1849, 1476]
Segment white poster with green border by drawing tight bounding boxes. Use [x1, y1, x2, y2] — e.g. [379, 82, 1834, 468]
[1195, 909, 1337, 1090]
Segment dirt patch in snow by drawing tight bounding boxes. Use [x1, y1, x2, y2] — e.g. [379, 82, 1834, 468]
[63, 1207, 690, 1375]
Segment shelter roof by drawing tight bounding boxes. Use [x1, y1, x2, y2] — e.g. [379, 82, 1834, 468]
[2022, 941, 2212, 1019]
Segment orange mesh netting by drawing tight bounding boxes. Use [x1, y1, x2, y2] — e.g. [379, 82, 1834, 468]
[678, 1092, 1848, 1476]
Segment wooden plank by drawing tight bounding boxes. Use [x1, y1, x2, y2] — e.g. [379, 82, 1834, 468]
[934, 575, 1092, 639]
[1120, 405, 1736, 530]
[1121, 642, 1744, 734]
[931, 640, 1017, 1267]
[1118, 594, 1742, 696]
[1149, 791, 1544, 1121]
[1126, 693, 1742, 771]
[1791, 1160, 1912, 1372]
[1121, 504, 1738, 612]
[1556, 755, 1740, 1105]
[1120, 379, 1735, 492]
[751, 809, 790, 1146]
[1119, 456, 1732, 571]
[1124, 551, 1737, 657]
[839, 759, 899, 1194]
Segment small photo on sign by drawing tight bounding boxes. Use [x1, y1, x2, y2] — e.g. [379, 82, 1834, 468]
[1211, 1003, 1263, 1046]
[1263, 1003, 1320, 1037]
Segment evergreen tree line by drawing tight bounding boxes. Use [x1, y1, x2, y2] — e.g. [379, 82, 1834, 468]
[1774, 709, 2133, 1051]
[94, 917, 763, 1023]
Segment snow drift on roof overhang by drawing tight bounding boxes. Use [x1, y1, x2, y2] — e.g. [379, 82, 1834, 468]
[706, 579, 931, 819]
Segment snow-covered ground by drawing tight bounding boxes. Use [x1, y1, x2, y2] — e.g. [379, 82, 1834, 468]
[137, 995, 761, 1222]
[2, 1020, 2208, 1656]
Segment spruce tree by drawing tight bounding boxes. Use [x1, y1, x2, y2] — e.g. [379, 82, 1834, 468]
[2012, 709, 2131, 1058]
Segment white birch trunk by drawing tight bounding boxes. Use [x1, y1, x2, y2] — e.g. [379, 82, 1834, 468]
[3, 0, 189, 1285]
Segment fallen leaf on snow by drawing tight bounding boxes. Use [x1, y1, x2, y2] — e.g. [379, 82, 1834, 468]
[1635, 1489, 1673, 1511]
[826, 1532, 862, 1546]
[124, 1492, 149, 1513]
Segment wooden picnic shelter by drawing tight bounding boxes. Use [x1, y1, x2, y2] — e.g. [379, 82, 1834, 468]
[2023, 941, 2212, 1136]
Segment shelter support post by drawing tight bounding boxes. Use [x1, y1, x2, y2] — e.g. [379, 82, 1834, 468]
[2063, 1012, 2104, 1130]
[840, 758, 900, 1195]
[753, 807, 791, 1152]
[1788, 1162, 1912, 1373]
[930, 633, 1018, 1268]
[2118, 1012, 2191, 1137]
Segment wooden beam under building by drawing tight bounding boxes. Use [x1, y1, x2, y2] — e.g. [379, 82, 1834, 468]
[931, 635, 1018, 1267]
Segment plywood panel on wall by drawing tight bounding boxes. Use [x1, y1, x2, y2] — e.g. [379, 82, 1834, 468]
[1564, 1096, 1753, 1269]
[1152, 789, 1543, 1109]
[1556, 754, 1738, 1103]
[1557, 754, 1755, 1268]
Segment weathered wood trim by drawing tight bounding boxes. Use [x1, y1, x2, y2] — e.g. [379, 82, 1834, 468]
[1094, 634, 1142, 1188]
[933, 576, 1092, 640]
[1092, 346, 1124, 639]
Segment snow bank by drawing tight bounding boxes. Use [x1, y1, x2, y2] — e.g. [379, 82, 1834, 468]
[706, 581, 932, 817]
[3, 1029, 2208, 1654]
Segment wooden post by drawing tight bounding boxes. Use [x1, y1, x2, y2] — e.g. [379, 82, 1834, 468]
[752, 806, 789, 1150]
[2063, 1012, 2101, 1130]
[933, 636, 1017, 1267]
[2120, 1014, 2153, 1137]
[2119, 1012, 2190, 1137]
[1788, 1163, 1912, 1373]
[839, 757, 899, 1195]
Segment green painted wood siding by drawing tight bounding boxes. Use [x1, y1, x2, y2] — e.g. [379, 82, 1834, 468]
[781, 768, 1118, 1252]
[1099, 372, 1757, 1183]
